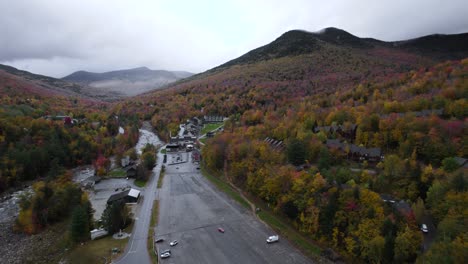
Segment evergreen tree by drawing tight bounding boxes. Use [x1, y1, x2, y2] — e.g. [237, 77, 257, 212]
[101, 200, 130, 234]
[70, 206, 89, 243]
[287, 138, 306, 166]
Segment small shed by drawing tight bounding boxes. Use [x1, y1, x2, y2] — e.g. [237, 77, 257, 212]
[121, 156, 130, 167]
[126, 166, 137, 178]
[90, 228, 108, 240]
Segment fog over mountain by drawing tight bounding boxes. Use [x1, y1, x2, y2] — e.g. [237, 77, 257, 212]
[62, 67, 193, 96]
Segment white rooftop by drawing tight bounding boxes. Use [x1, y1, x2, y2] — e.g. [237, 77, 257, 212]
[128, 188, 140, 198]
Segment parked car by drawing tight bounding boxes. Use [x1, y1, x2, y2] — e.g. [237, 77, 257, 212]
[421, 224, 429, 233]
[155, 238, 164, 243]
[160, 252, 171, 258]
[170, 240, 178, 246]
[218, 227, 225, 233]
[161, 249, 171, 254]
[266, 235, 279, 243]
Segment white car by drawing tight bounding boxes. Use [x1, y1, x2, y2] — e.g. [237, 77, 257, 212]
[170, 240, 178, 246]
[266, 235, 279, 243]
[421, 224, 428, 233]
[160, 252, 171, 258]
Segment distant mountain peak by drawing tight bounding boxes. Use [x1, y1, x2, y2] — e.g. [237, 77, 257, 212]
[62, 67, 194, 97]
[128, 66, 151, 72]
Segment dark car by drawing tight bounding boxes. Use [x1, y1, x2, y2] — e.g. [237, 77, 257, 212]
[155, 238, 164, 243]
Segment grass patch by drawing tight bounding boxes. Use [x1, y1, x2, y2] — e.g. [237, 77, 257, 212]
[199, 137, 208, 144]
[108, 168, 127, 178]
[201, 167, 250, 209]
[134, 179, 146, 187]
[65, 223, 133, 264]
[157, 167, 165, 188]
[200, 123, 223, 135]
[160, 148, 167, 154]
[148, 201, 160, 264]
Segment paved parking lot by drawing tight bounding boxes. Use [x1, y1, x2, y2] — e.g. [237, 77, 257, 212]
[155, 152, 311, 264]
[73, 166, 139, 220]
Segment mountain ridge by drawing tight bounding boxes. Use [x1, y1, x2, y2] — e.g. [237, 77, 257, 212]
[214, 27, 468, 69]
[62, 67, 194, 97]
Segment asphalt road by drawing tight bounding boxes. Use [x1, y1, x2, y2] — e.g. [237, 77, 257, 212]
[115, 130, 163, 264]
[155, 152, 312, 264]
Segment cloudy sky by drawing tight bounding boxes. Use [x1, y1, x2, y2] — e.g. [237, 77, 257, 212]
[1, 0, 467, 78]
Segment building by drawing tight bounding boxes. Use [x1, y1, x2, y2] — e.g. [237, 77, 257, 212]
[314, 124, 358, 141]
[325, 139, 383, 162]
[126, 166, 137, 178]
[107, 188, 141, 205]
[453, 157, 467, 169]
[203, 115, 224, 123]
[166, 143, 180, 152]
[81, 176, 102, 188]
[90, 228, 108, 240]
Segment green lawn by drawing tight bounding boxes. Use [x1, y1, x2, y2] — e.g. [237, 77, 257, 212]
[200, 123, 223, 135]
[134, 179, 146, 187]
[160, 148, 167, 154]
[157, 169, 165, 188]
[66, 223, 133, 264]
[109, 168, 126, 178]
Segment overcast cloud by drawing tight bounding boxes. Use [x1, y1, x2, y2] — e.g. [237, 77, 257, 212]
[1, 0, 467, 77]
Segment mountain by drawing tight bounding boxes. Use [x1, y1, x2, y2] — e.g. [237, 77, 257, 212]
[0, 64, 119, 101]
[215, 27, 468, 69]
[156, 28, 467, 103]
[120, 27, 468, 132]
[62, 67, 194, 97]
[114, 28, 467, 263]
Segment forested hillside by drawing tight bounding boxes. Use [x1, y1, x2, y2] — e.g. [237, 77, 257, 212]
[112, 29, 467, 262]
[1, 27, 466, 263]
[200, 59, 467, 263]
[0, 73, 139, 194]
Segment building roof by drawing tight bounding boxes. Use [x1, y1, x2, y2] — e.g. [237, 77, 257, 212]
[395, 200, 412, 215]
[128, 188, 140, 199]
[380, 194, 396, 202]
[453, 157, 467, 166]
[125, 165, 137, 171]
[107, 190, 130, 203]
[85, 176, 102, 183]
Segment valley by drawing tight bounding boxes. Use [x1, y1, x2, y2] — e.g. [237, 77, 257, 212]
[0, 26, 466, 264]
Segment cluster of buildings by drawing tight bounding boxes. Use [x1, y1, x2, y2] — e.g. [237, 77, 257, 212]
[168, 115, 225, 151]
[326, 139, 383, 162]
[313, 123, 358, 140]
[43, 115, 79, 125]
